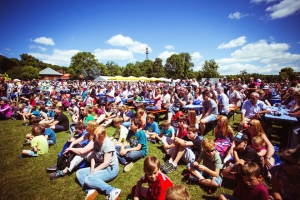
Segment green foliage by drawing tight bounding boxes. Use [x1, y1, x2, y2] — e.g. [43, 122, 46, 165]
[20, 66, 40, 80]
[6, 66, 23, 79]
[202, 59, 220, 78]
[152, 58, 165, 77]
[123, 63, 142, 77]
[105, 61, 122, 76]
[69, 52, 99, 79]
[279, 67, 297, 81]
[165, 54, 184, 79]
[0, 55, 18, 73]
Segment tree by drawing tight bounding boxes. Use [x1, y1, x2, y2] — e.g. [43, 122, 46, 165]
[0, 55, 18, 73]
[152, 58, 165, 77]
[141, 59, 154, 77]
[20, 66, 40, 80]
[165, 54, 184, 79]
[69, 52, 99, 79]
[122, 63, 142, 77]
[279, 67, 297, 81]
[19, 54, 42, 69]
[201, 59, 220, 78]
[180, 52, 194, 78]
[105, 61, 122, 76]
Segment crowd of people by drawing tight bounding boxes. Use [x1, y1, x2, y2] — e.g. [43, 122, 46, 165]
[0, 75, 300, 200]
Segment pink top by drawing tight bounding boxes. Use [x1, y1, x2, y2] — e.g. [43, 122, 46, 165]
[0, 104, 12, 118]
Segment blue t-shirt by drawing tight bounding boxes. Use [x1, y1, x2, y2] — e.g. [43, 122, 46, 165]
[144, 121, 160, 134]
[32, 110, 41, 118]
[44, 128, 56, 144]
[126, 129, 148, 157]
[161, 126, 175, 138]
[79, 130, 89, 146]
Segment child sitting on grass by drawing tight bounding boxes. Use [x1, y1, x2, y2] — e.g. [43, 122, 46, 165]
[110, 116, 129, 146]
[143, 113, 160, 144]
[155, 120, 175, 146]
[115, 118, 148, 172]
[186, 138, 223, 190]
[220, 162, 269, 200]
[18, 125, 48, 158]
[131, 156, 173, 200]
[251, 136, 267, 164]
[166, 185, 190, 200]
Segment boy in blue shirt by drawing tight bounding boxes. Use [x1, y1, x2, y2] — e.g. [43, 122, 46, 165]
[39, 122, 56, 146]
[144, 113, 160, 144]
[115, 118, 148, 172]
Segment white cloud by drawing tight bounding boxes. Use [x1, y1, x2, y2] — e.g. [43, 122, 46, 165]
[106, 34, 152, 54]
[5, 48, 11, 51]
[218, 36, 247, 49]
[298, 41, 300, 44]
[165, 45, 174, 50]
[32, 37, 55, 46]
[191, 52, 203, 62]
[216, 40, 300, 74]
[93, 49, 134, 60]
[266, 0, 300, 19]
[38, 46, 47, 52]
[28, 49, 80, 66]
[158, 51, 176, 63]
[228, 12, 249, 19]
[29, 45, 36, 49]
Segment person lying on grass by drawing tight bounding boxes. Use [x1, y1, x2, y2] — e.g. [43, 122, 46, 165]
[76, 126, 121, 200]
[115, 118, 148, 172]
[48, 121, 98, 180]
[186, 138, 223, 189]
[131, 156, 173, 200]
[161, 126, 202, 174]
[18, 125, 48, 158]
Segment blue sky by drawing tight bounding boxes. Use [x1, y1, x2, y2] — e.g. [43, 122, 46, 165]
[0, 0, 299, 75]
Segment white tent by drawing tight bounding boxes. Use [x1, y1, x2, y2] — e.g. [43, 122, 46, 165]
[94, 76, 109, 81]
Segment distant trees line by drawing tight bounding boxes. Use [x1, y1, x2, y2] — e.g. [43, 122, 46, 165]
[0, 52, 298, 83]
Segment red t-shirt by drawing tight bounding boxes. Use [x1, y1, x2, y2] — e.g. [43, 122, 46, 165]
[140, 171, 173, 200]
[177, 127, 187, 139]
[233, 173, 269, 200]
[29, 99, 36, 107]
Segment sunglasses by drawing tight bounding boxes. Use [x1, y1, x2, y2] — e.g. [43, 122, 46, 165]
[247, 122, 254, 127]
[205, 149, 215, 153]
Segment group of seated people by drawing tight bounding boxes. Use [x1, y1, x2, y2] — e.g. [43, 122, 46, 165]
[0, 77, 300, 200]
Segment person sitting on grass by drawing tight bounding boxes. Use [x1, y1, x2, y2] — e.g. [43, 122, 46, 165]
[76, 126, 121, 200]
[49, 106, 69, 132]
[161, 126, 202, 174]
[155, 120, 175, 147]
[100, 105, 120, 127]
[115, 118, 148, 172]
[143, 113, 160, 144]
[18, 125, 48, 158]
[0, 98, 12, 120]
[162, 115, 188, 160]
[251, 136, 267, 166]
[220, 162, 269, 200]
[39, 122, 56, 146]
[120, 105, 134, 128]
[131, 156, 173, 200]
[166, 185, 190, 200]
[48, 121, 99, 179]
[110, 116, 129, 146]
[82, 106, 94, 126]
[135, 108, 146, 129]
[186, 138, 223, 191]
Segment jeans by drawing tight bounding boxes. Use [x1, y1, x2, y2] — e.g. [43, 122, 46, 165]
[76, 165, 119, 195]
[115, 145, 144, 165]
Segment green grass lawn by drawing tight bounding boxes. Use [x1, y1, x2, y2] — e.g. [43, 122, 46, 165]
[0, 112, 285, 200]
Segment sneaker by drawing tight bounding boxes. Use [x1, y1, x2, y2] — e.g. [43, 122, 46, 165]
[46, 164, 57, 172]
[85, 189, 98, 200]
[123, 162, 134, 172]
[164, 163, 177, 174]
[147, 138, 156, 144]
[23, 142, 31, 146]
[106, 188, 121, 200]
[50, 170, 65, 180]
[23, 122, 28, 126]
[161, 160, 172, 172]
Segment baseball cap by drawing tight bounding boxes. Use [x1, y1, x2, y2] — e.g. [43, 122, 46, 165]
[234, 132, 248, 143]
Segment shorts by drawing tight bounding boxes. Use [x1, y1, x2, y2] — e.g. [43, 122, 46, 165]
[181, 147, 196, 164]
[203, 114, 217, 122]
[187, 163, 222, 186]
[29, 150, 38, 157]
